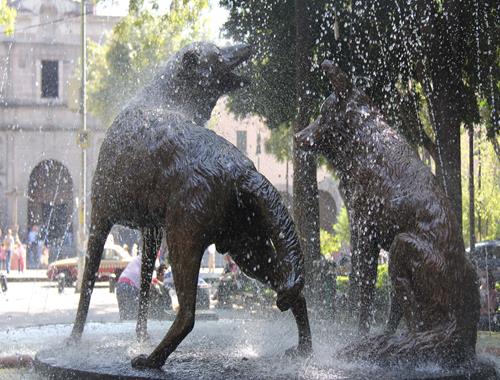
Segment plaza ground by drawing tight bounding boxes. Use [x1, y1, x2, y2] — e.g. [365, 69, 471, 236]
[0, 273, 499, 378]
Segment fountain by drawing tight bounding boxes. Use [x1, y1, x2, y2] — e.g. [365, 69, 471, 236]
[2, 43, 496, 380]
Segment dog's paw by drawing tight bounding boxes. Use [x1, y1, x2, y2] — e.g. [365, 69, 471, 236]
[64, 334, 80, 347]
[136, 331, 150, 344]
[131, 354, 158, 369]
[284, 344, 312, 359]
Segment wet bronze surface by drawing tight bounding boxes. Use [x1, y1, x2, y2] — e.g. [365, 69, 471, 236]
[69, 42, 311, 369]
[297, 60, 480, 366]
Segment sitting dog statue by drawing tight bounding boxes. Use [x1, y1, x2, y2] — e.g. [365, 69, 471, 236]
[69, 42, 311, 369]
[297, 60, 479, 366]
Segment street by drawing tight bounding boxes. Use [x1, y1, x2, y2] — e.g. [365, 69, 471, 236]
[0, 280, 120, 329]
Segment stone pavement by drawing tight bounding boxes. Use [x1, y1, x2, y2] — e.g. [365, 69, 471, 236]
[4, 269, 48, 282]
[2, 268, 224, 283]
[0, 281, 120, 329]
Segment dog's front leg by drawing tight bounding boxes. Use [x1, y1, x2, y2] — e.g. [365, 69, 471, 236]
[132, 237, 201, 369]
[136, 227, 161, 342]
[285, 292, 312, 357]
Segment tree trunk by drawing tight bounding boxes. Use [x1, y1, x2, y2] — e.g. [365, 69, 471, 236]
[428, 91, 463, 236]
[468, 125, 476, 252]
[293, 0, 322, 305]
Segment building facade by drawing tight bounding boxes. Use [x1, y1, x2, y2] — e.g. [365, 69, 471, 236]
[0, 0, 118, 260]
[0, 0, 342, 263]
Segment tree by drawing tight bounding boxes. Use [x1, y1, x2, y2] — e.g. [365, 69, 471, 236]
[220, 0, 498, 323]
[86, 0, 209, 124]
[0, 0, 16, 35]
[219, 0, 335, 313]
[264, 124, 292, 193]
[221, 0, 498, 236]
[320, 205, 351, 257]
[462, 129, 500, 247]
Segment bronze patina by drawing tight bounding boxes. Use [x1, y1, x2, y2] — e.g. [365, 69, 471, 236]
[69, 42, 311, 369]
[297, 60, 479, 366]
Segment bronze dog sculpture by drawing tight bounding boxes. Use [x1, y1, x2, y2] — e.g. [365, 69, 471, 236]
[297, 60, 479, 366]
[69, 42, 311, 369]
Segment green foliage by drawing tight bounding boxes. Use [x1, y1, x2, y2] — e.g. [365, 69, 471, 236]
[320, 205, 350, 258]
[336, 275, 349, 294]
[336, 265, 389, 293]
[86, 1, 209, 125]
[333, 206, 350, 244]
[264, 123, 292, 162]
[220, 0, 499, 223]
[0, 0, 16, 36]
[320, 229, 340, 257]
[219, 0, 331, 128]
[219, 0, 497, 135]
[376, 264, 390, 291]
[462, 131, 500, 246]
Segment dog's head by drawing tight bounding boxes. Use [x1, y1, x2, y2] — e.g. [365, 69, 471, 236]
[162, 42, 251, 124]
[177, 42, 251, 92]
[296, 60, 352, 156]
[295, 94, 340, 156]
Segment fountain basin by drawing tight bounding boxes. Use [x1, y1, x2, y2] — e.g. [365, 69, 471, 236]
[2, 315, 498, 379]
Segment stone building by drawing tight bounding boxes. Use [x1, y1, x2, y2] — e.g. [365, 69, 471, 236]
[0, 0, 342, 263]
[211, 101, 343, 234]
[0, 0, 118, 260]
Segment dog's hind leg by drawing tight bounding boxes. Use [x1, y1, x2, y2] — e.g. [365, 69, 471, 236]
[356, 235, 379, 334]
[385, 287, 404, 334]
[70, 214, 113, 341]
[388, 233, 422, 333]
[286, 292, 312, 356]
[136, 226, 162, 342]
[131, 235, 202, 369]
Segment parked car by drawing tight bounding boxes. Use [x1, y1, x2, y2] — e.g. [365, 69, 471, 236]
[467, 240, 500, 280]
[47, 243, 132, 286]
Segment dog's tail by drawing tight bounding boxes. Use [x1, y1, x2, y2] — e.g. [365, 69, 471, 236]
[238, 170, 304, 311]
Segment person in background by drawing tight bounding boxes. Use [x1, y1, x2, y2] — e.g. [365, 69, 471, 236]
[40, 246, 49, 268]
[27, 225, 39, 269]
[0, 228, 5, 271]
[116, 253, 142, 320]
[206, 244, 216, 273]
[36, 236, 44, 269]
[3, 229, 15, 274]
[14, 242, 25, 273]
[149, 263, 172, 319]
[479, 271, 498, 330]
[131, 243, 139, 257]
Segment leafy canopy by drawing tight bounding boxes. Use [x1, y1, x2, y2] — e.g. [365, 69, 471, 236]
[0, 0, 16, 36]
[87, 0, 209, 125]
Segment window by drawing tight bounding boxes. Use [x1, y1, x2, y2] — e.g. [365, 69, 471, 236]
[236, 130, 247, 154]
[41, 60, 58, 98]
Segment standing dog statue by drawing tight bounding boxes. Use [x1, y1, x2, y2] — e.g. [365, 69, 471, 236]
[69, 42, 311, 369]
[297, 60, 478, 366]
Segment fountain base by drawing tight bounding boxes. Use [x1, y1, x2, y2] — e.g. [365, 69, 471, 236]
[27, 319, 497, 380]
[33, 347, 497, 380]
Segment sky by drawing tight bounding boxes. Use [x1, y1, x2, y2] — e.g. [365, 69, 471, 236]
[95, 0, 230, 43]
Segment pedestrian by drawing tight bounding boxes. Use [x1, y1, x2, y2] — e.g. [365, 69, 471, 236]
[3, 229, 15, 274]
[36, 238, 44, 269]
[15, 242, 25, 273]
[149, 264, 172, 319]
[27, 225, 39, 269]
[479, 271, 498, 330]
[0, 228, 5, 271]
[206, 244, 216, 273]
[116, 253, 142, 320]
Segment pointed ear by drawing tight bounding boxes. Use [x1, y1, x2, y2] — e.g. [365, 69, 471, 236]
[182, 50, 199, 71]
